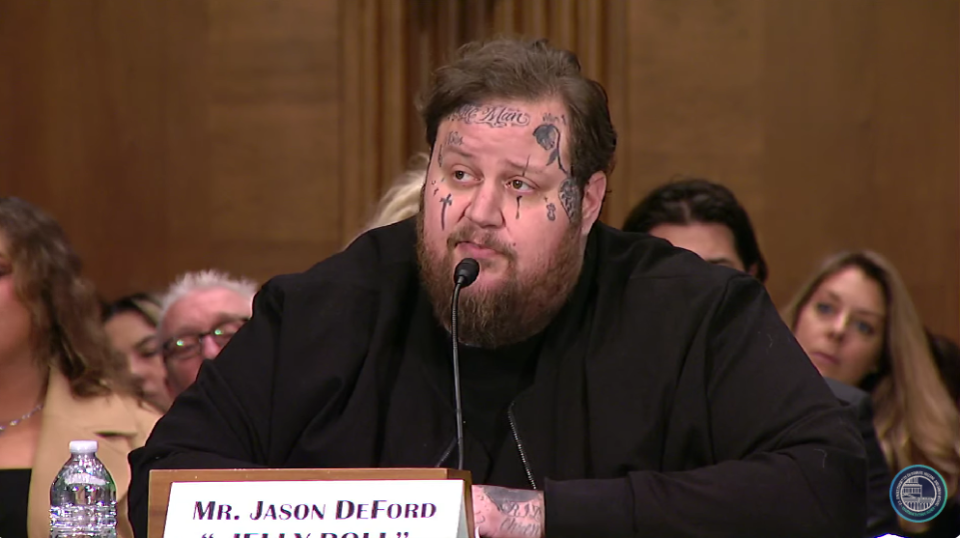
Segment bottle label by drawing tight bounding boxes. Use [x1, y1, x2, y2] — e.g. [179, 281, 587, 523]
[63, 473, 108, 486]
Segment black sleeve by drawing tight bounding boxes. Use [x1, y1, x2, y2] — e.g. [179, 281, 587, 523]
[127, 279, 285, 537]
[544, 274, 867, 538]
[855, 395, 899, 537]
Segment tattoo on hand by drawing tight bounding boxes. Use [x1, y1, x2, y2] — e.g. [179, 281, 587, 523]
[482, 486, 541, 513]
[448, 104, 531, 128]
[558, 177, 580, 223]
[500, 517, 542, 537]
[546, 202, 556, 221]
[480, 486, 544, 538]
[440, 194, 453, 230]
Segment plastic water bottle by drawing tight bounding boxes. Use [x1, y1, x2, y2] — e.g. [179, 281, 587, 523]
[50, 440, 118, 538]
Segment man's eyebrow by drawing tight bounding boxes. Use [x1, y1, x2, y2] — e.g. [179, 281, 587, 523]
[443, 145, 474, 160]
[503, 156, 547, 176]
[168, 313, 248, 339]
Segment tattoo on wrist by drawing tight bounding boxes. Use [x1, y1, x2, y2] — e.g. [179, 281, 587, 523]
[480, 486, 544, 537]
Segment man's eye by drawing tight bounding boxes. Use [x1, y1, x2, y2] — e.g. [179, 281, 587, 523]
[453, 170, 474, 182]
[509, 179, 533, 192]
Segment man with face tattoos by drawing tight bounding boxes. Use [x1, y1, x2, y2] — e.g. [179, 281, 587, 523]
[128, 39, 867, 538]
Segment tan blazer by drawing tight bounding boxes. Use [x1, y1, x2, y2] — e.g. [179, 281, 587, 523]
[27, 371, 160, 538]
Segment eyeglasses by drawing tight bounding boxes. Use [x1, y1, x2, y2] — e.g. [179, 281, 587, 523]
[162, 317, 249, 363]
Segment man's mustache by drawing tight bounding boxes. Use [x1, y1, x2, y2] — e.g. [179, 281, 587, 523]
[446, 225, 517, 260]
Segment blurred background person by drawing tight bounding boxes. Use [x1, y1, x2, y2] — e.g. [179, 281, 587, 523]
[158, 270, 257, 398]
[103, 293, 173, 412]
[352, 153, 429, 241]
[622, 177, 898, 537]
[622, 177, 768, 281]
[783, 251, 960, 537]
[0, 197, 159, 538]
[928, 331, 960, 407]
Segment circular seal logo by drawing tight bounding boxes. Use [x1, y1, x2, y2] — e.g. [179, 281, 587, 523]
[890, 464, 947, 522]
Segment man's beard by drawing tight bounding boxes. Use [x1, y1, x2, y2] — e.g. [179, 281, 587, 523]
[416, 212, 583, 349]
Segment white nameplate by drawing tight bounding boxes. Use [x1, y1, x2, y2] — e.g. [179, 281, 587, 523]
[163, 479, 469, 538]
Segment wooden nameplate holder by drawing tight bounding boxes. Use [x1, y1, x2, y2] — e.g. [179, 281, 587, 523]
[148, 468, 474, 538]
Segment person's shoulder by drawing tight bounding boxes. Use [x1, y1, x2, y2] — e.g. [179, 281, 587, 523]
[263, 218, 418, 300]
[115, 394, 162, 441]
[595, 223, 748, 296]
[822, 377, 872, 408]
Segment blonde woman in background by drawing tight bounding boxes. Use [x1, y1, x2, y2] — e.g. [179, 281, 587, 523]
[356, 153, 429, 236]
[783, 250, 960, 537]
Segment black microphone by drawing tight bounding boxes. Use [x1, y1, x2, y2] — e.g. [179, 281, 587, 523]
[450, 258, 479, 470]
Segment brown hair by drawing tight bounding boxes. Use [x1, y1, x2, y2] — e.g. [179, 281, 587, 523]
[782, 251, 960, 532]
[0, 198, 135, 398]
[419, 38, 617, 193]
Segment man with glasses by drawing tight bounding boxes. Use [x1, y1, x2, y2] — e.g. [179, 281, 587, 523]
[157, 269, 257, 397]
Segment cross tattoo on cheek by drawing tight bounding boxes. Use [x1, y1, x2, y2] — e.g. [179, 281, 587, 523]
[440, 194, 453, 230]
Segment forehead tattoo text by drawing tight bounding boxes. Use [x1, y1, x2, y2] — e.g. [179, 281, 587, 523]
[448, 104, 531, 128]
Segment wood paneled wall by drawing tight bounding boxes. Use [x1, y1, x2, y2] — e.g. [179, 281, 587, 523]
[1, 0, 957, 339]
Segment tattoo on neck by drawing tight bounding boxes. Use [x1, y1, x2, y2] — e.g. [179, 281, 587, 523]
[440, 194, 453, 230]
[448, 104, 531, 128]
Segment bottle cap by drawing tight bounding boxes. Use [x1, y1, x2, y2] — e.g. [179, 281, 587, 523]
[69, 440, 98, 454]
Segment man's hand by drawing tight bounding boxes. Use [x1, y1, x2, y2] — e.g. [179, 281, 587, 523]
[471, 484, 544, 538]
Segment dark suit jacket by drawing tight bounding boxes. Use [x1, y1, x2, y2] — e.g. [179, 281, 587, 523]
[824, 377, 898, 538]
[128, 221, 867, 538]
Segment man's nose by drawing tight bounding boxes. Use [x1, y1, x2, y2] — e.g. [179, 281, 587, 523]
[200, 335, 224, 360]
[464, 181, 504, 228]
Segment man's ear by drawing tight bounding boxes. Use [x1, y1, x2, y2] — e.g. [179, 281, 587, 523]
[579, 171, 607, 236]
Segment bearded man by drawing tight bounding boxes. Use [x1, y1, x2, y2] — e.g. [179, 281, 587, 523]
[128, 39, 866, 538]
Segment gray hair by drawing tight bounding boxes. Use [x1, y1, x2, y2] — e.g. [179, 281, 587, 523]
[158, 269, 258, 334]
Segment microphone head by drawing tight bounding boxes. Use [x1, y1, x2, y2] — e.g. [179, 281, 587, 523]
[453, 258, 480, 288]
